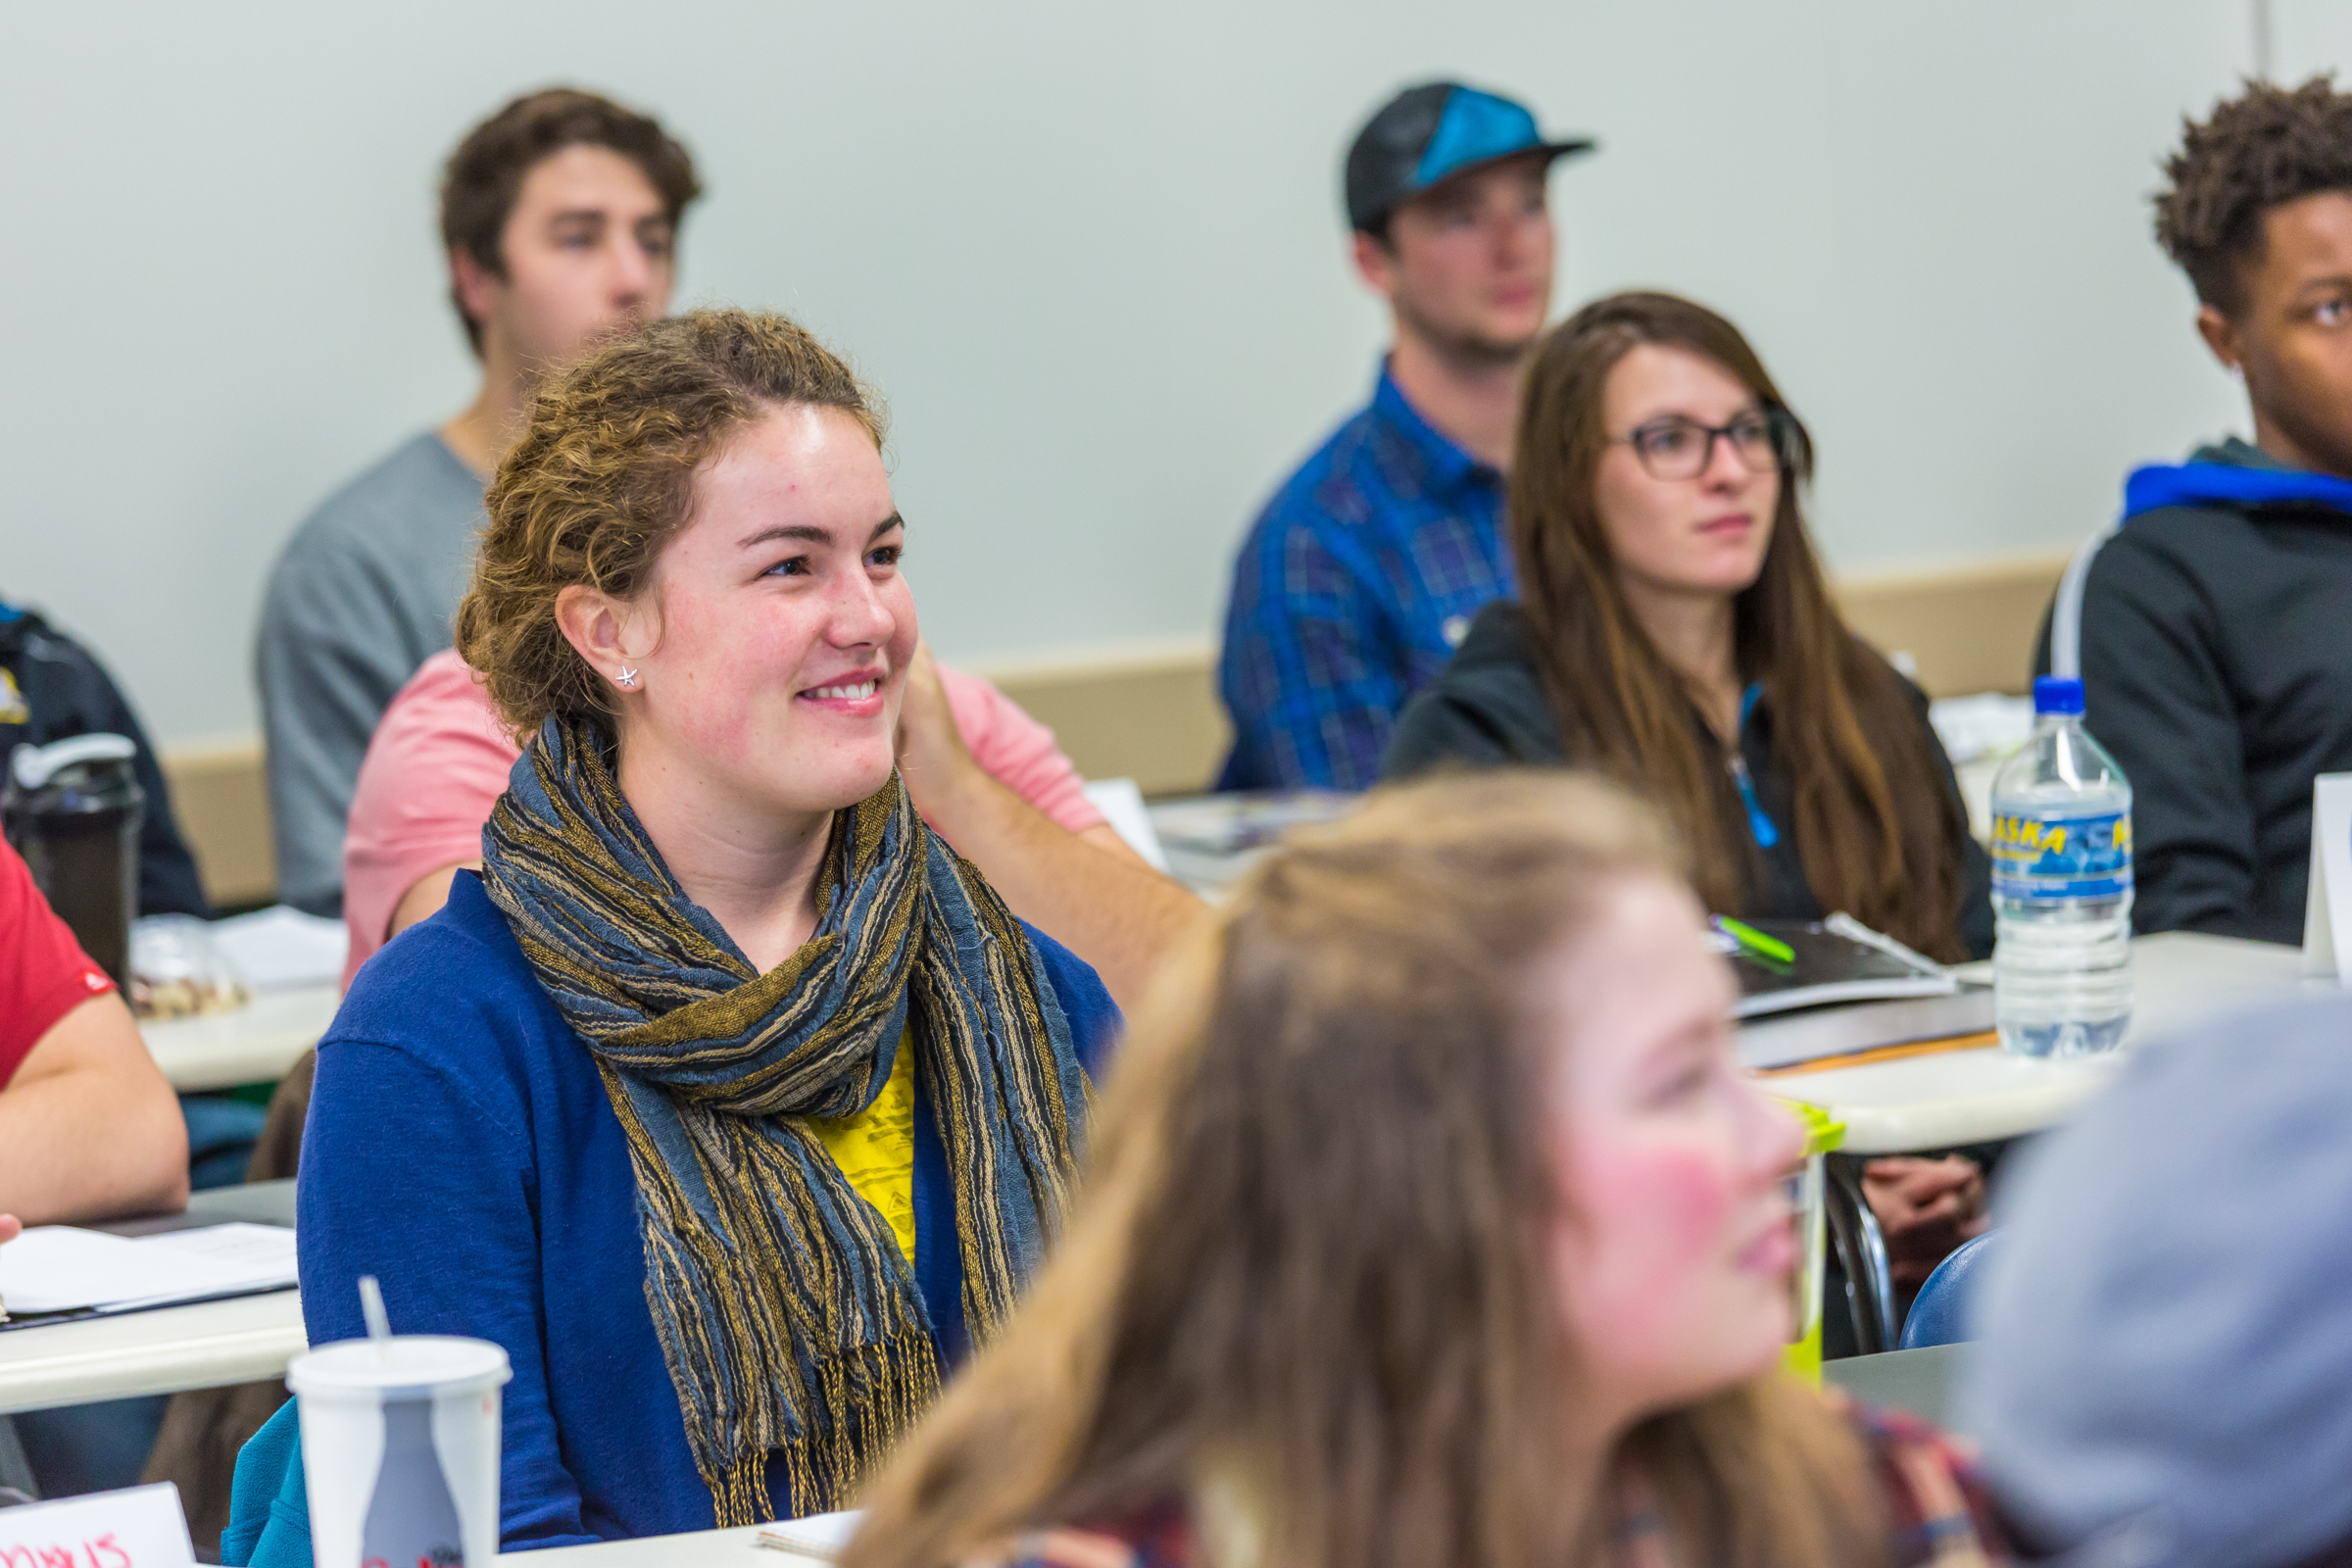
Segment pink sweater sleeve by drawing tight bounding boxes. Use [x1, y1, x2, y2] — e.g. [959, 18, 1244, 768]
[340, 649, 522, 992]
[937, 663, 1106, 836]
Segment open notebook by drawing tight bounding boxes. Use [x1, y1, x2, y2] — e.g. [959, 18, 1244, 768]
[1724, 913, 1959, 1018]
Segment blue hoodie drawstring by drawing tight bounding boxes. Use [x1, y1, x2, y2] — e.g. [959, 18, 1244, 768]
[1727, 682, 1780, 849]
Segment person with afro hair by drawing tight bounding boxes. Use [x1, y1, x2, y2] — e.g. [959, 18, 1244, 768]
[2039, 75, 2352, 946]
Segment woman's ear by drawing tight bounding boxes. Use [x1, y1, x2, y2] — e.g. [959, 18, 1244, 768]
[554, 583, 657, 692]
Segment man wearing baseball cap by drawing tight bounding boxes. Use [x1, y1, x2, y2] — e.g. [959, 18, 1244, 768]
[1215, 81, 1592, 790]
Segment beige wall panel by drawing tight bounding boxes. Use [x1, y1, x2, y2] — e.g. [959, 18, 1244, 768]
[969, 639, 1229, 798]
[157, 558, 2076, 904]
[159, 739, 275, 910]
[1832, 555, 2070, 699]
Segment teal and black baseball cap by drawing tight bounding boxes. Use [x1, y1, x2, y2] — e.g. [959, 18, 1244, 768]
[1345, 81, 1594, 234]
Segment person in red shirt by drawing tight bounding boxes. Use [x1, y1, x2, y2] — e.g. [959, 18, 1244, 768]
[0, 837, 189, 1236]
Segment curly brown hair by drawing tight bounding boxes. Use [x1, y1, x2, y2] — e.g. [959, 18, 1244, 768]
[454, 307, 886, 738]
[2156, 74, 2352, 316]
[441, 87, 703, 355]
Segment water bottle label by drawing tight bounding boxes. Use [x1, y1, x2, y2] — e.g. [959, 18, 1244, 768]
[1990, 808, 2132, 900]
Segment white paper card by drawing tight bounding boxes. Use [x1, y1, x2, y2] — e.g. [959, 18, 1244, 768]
[2303, 773, 2352, 983]
[1079, 778, 1169, 872]
[0, 1482, 196, 1568]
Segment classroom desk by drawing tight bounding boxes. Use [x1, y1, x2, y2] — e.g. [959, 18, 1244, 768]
[1768, 931, 2323, 1154]
[137, 984, 337, 1093]
[1776, 930, 2325, 1352]
[0, 1182, 304, 1415]
[516, 1513, 856, 1568]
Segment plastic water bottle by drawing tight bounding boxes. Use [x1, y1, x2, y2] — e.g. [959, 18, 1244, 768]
[1989, 675, 2133, 1056]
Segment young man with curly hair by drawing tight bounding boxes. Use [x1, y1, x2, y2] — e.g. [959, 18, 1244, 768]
[256, 89, 700, 915]
[2043, 76, 2352, 944]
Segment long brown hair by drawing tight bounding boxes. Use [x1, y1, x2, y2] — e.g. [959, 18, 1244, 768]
[1510, 291, 1971, 958]
[846, 773, 1885, 1568]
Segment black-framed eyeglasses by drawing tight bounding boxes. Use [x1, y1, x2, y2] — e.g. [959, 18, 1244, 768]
[1612, 408, 1797, 481]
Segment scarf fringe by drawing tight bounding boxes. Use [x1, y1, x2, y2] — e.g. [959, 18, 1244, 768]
[700, 1333, 944, 1528]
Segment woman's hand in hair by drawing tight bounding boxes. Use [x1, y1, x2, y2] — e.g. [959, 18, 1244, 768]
[1861, 1154, 1989, 1291]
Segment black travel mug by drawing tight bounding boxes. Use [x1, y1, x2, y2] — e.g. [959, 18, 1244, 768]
[4, 734, 145, 987]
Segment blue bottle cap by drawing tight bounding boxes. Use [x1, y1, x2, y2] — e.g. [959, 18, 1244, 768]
[2034, 675, 2085, 715]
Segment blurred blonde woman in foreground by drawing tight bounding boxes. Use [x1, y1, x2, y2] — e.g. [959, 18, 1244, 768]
[846, 773, 2009, 1568]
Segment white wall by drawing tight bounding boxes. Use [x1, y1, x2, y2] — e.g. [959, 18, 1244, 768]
[0, 0, 2265, 745]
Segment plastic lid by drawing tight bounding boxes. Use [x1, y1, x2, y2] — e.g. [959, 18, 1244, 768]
[287, 1336, 513, 1400]
[1774, 1099, 1846, 1157]
[10, 733, 137, 792]
[2033, 675, 2086, 716]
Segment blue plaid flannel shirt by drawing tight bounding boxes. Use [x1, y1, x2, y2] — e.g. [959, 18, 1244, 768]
[1215, 365, 1514, 791]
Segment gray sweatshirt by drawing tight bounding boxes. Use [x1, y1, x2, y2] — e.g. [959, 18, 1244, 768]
[255, 431, 484, 915]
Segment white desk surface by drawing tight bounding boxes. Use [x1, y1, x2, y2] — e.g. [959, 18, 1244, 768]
[512, 1526, 772, 1568]
[516, 1514, 856, 1568]
[137, 983, 337, 1093]
[0, 1184, 306, 1414]
[1771, 931, 2330, 1153]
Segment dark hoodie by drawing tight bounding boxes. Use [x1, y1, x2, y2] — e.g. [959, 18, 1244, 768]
[2035, 438, 2352, 946]
[1384, 601, 1993, 958]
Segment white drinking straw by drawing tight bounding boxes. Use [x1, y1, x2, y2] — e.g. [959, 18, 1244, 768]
[358, 1274, 392, 1352]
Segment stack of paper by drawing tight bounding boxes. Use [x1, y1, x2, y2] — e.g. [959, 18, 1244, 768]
[756, 1509, 862, 1561]
[1078, 778, 1169, 871]
[208, 906, 350, 991]
[0, 1222, 298, 1318]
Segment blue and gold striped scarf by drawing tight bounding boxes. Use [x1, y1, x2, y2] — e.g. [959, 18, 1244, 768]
[480, 715, 1089, 1523]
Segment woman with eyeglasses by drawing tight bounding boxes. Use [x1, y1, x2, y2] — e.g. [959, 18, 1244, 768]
[1386, 290, 1990, 963]
[1384, 293, 1992, 1294]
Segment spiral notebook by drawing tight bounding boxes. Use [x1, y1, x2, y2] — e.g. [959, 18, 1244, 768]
[1723, 913, 1959, 1019]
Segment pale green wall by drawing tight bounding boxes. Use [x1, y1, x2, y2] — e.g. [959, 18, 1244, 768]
[0, 1, 2284, 743]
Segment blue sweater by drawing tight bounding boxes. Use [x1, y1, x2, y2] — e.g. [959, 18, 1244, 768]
[296, 873, 1118, 1549]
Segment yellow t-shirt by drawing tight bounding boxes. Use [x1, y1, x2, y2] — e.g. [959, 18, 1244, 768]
[808, 1028, 919, 1270]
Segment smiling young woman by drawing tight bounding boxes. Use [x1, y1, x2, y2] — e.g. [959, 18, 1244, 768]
[841, 773, 2008, 1568]
[289, 310, 1120, 1547]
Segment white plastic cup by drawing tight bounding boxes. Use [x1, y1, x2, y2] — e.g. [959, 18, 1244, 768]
[286, 1336, 513, 1568]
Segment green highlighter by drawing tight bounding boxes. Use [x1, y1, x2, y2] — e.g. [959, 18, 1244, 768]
[1714, 915, 1796, 964]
